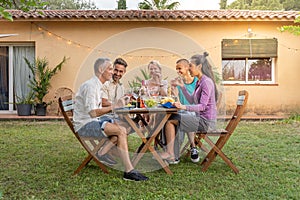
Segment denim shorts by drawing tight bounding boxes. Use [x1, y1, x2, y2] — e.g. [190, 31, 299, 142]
[77, 116, 114, 138]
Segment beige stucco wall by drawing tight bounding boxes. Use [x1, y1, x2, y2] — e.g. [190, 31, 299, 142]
[1, 19, 300, 116]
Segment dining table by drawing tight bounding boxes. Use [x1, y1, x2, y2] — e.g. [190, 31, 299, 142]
[114, 106, 178, 175]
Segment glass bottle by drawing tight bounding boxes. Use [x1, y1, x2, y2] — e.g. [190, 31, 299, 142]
[137, 83, 145, 108]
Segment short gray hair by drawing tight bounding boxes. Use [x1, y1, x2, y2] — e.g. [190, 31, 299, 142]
[94, 58, 111, 75]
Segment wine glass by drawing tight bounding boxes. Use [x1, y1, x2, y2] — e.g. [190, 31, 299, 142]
[124, 88, 133, 98]
[148, 86, 159, 103]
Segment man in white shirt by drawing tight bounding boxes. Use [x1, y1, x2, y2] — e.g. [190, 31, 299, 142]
[73, 57, 148, 181]
[102, 57, 127, 107]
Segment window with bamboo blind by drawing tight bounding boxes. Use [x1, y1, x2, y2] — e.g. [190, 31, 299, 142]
[221, 38, 277, 84]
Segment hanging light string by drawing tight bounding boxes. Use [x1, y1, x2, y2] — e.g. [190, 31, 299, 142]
[34, 23, 92, 51]
[33, 23, 219, 58]
[33, 22, 300, 57]
[278, 43, 299, 52]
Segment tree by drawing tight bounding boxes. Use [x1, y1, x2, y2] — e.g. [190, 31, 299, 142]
[226, 0, 300, 10]
[0, 0, 47, 21]
[280, 16, 300, 36]
[0, 0, 96, 21]
[226, 0, 252, 10]
[253, 0, 283, 10]
[138, 0, 180, 10]
[117, 0, 127, 10]
[43, 0, 96, 10]
[220, 0, 228, 9]
[280, 0, 300, 11]
[227, 0, 283, 10]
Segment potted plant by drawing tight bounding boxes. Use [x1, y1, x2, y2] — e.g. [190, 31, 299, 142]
[25, 56, 67, 116]
[15, 91, 34, 116]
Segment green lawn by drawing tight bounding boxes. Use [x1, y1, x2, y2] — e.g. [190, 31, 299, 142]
[0, 120, 299, 200]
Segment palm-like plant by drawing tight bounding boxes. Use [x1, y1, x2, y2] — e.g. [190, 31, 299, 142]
[138, 0, 180, 10]
[128, 67, 169, 92]
[128, 68, 150, 89]
[25, 57, 67, 104]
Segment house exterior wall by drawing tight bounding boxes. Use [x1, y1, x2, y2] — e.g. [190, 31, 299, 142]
[1, 18, 299, 116]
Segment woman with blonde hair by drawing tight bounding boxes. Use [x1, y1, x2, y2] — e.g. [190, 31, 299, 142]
[143, 60, 168, 96]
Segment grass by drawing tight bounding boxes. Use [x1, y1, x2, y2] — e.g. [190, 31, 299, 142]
[0, 120, 299, 200]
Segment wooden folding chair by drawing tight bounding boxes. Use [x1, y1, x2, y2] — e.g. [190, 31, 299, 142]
[196, 90, 249, 174]
[58, 95, 109, 175]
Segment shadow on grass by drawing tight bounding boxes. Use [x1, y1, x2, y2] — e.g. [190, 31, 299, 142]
[0, 120, 299, 199]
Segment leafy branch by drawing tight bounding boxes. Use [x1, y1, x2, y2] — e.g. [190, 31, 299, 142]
[279, 14, 300, 36]
[0, 0, 47, 21]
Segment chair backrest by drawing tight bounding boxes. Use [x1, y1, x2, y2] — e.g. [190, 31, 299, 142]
[55, 87, 74, 116]
[58, 95, 75, 133]
[225, 90, 249, 134]
[58, 95, 107, 155]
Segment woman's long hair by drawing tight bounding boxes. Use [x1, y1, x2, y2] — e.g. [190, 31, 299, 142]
[190, 52, 218, 102]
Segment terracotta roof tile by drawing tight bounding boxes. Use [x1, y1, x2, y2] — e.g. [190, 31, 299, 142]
[4, 9, 299, 21]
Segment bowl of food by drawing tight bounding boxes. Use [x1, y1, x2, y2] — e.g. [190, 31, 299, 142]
[160, 97, 175, 104]
[144, 98, 158, 108]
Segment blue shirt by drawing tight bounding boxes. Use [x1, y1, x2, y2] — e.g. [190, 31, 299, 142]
[177, 77, 198, 105]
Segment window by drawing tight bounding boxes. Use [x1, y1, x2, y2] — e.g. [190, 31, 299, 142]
[222, 39, 277, 84]
[0, 43, 35, 112]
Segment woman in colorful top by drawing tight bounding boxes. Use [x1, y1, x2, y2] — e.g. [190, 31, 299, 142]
[160, 52, 218, 163]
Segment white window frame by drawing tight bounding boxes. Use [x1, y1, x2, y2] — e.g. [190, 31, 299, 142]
[222, 58, 275, 85]
[0, 43, 35, 113]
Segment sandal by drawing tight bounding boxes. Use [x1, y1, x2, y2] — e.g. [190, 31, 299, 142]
[159, 152, 173, 160]
[159, 153, 180, 165]
[166, 158, 180, 165]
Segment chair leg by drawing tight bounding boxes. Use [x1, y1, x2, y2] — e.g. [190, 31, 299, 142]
[73, 154, 109, 175]
[93, 157, 109, 174]
[195, 134, 210, 153]
[180, 134, 209, 159]
[200, 134, 227, 166]
[201, 136, 239, 174]
[73, 154, 93, 175]
[180, 141, 191, 158]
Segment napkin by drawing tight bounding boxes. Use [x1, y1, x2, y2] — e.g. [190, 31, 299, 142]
[161, 102, 176, 108]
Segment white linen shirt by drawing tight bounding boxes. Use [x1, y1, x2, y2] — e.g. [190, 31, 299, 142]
[73, 76, 103, 132]
[102, 79, 124, 103]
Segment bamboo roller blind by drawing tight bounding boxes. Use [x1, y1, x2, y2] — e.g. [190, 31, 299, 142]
[222, 38, 278, 58]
